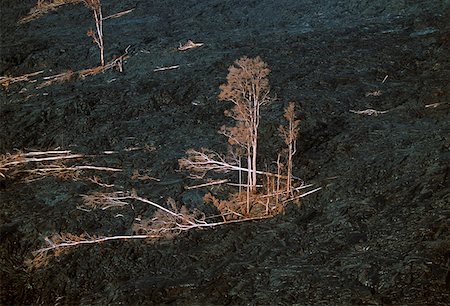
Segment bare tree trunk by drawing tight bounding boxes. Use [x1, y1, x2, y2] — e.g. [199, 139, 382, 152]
[238, 157, 242, 195]
[246, 152, 252, 214]
[287, 141, 292, 193]
[276, 153, 281, 205]
[94, 7, 104, 66]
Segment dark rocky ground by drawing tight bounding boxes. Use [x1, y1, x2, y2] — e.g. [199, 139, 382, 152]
[1, 0, 449, 305]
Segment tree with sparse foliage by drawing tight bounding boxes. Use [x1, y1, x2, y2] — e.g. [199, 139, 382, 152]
[218, 56, 271, 197]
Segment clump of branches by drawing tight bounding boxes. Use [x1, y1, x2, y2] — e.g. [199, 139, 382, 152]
[0, 150, 121, 182]
[0, 70, 44, 91]
[1, 52, 128, 91]
[27, 192, 266, 269]
[179, 148, 243, 179]
[180, 57, 321, 219]
[132, 198, 205, 238]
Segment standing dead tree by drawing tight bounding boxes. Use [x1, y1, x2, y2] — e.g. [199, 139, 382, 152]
[218, 56, 271, 212]
[84, 0, 104, 66]
[219, 56, 271, 192]
[180, 57, 320, 219]
[278, 102, 300, 194]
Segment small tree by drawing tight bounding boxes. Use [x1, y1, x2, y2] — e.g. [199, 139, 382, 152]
[219, 56, 271, 195]
[84, 0, 104, 66]
[278, 102, 300, 194]
[180, 57, 318, 219]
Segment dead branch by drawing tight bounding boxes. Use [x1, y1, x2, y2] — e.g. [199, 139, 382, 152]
[0, 71, 44, 90]
[19, 0, 82, 24]
[178, 40, 204, 51]
[0, 150, 121, 182]
[32, 233, 159, 256]
[36, 70, 74, 88]
[425, 102, 445, 108]
[185, 179, 229, 190]
[153, 65, 180, 72]
[86, 176, 115, 187]
[28, 183, 320, 268]
[131, 169, 160, 182]
[30, 212, 271, 262]
[0, 151, 83, 178]
[81, 191, 130, 210]
[260, 183, 315, 198]
[350, 109, 389, 116]
[365, 90, 382, 97]
[78, 53, 128, 78]
[102, 8, 134, 21]
[179, 148, 292, 180]
[282, 187, 322, 203]
[18, 165, 121, 174]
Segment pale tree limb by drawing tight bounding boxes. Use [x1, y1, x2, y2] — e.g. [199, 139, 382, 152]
[178, 40, 204, 51]
[31, 214, 272, 257]
[282, 187, 322, 203]
[30, 193, 273, 260]
[0, 150, 121, 181]
[153, 65, 180, 72]
[0, 151, 83, 177]
[102, 8, 134, 21]
[350, 109, 389, 116]
[29, 184, 322, 269]
[179, 148, 292, 180]
[185, 179, 229, 190]
[33, 234, 160, 255]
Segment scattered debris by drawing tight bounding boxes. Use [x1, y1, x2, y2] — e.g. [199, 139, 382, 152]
[365, 90, 382, 97]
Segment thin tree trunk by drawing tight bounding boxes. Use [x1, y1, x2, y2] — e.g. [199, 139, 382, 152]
[276, 153, 281, 205]
[93, 7, 104, 66]
[287, 142, 292, 193]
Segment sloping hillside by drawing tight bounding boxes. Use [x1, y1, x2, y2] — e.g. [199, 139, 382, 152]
[1, 0, 449, 304]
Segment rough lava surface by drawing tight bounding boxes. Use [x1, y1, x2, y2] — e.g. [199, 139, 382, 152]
[1, 0, 449, 305]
